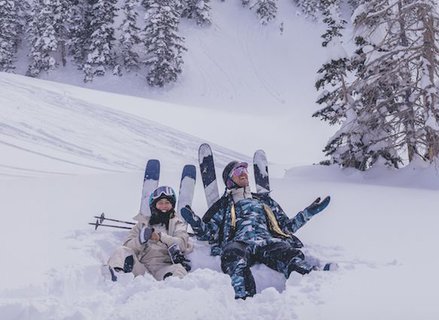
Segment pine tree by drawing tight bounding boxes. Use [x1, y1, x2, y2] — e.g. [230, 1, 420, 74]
[83, 0, 118, 82]
[143, 0, 187, 87]
[66, 0, 87, 67]
[27, 0, 58, 77]
[0, 0, 21, 72]
[26, 0, 70, 77]
[314, 0, 366, 169]
[182, 0, 212, 26]
[54, 0, 70, 67]
[292, 0, 325, 20]
[409, 0, 439, 161]
[315, 0, 439, 169]
[119, 0, 141, 72]
[252, 0, 278, 25]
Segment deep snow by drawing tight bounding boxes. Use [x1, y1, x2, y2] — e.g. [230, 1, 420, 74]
[1, 1, 439, 319]
[1, 72, 438, 320]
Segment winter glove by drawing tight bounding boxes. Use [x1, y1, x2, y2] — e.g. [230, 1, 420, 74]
[168, 243, 191, 272]
[180, 205, 201, 228]
[139, 226, 154, 244]
[304, 196, 331, 216]
[287, 196, 331, 233]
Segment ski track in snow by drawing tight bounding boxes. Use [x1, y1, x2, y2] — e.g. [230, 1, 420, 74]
[0, 77, 250, 179]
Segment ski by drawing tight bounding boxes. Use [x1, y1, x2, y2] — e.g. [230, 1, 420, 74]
[198, 143, 220, 208]
[139, 159, 160, 217]
[253, 149, 270, 193]
[176, 164, 197, 221]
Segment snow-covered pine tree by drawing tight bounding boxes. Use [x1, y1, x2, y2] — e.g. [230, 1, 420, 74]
[27, 0, 60, 77]
[252, 0, 278, 25]
[141, 0, 150, 9]
[291, 0, 325, 20]
[0, 0, 21, 72]
[53, 0, 70, 67]
[408, 0, 439, 162]
[119, 0, 141, 72]
[66, 0, 87, 67]
[143, 0, 187, 87]
[181, 0, 212, 26]
[316, 0, 439, 169]
[353, 0, 439, 166]
[314, 0, 372, 169]
[83, 0, 118, 82]
[346, 0, 360, 10]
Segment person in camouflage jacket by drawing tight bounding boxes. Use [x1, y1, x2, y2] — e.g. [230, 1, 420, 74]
[181, 161, 331, 299]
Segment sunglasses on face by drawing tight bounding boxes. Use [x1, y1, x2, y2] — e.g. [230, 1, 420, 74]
[231, 165, 248, 177]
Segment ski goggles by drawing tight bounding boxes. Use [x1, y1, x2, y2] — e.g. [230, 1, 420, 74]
[150, 186, 175, 201]
[230, 162, 248, 178]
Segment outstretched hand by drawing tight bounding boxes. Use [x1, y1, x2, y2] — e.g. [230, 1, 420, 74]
[305, 196, 331, 216]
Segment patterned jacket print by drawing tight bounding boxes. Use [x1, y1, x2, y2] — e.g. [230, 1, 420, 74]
[192, 192, 304, 256]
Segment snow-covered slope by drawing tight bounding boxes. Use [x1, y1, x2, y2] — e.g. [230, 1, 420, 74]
[12, 0, 335, 165]
[1, 73, 438, 320]
[1, 1, 439, 318]
[0, 72, 249, 178]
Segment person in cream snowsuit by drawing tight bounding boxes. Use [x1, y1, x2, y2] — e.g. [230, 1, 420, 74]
[109, 186, 192, 281]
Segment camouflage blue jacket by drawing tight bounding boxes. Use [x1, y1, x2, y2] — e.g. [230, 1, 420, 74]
[193, 192, 306, 256]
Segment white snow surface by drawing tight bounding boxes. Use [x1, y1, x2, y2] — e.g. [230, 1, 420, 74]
[1, 73, 438, 320]
[1, 2, 439, 319]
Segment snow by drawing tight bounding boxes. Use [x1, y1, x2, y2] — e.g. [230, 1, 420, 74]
[1, 2, 439, 319]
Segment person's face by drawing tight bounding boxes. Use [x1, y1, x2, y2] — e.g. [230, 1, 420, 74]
[155, 198, 173, 212]
[231, 165, 249, 187]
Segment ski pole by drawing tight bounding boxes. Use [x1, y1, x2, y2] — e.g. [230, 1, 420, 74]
[94, 212, 135, 225]
[89, 220, 132, 230]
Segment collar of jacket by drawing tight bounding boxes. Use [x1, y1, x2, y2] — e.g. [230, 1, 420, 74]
[230, 187, 252, 203]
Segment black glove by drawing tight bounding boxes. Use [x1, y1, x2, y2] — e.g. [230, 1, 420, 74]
[180, 205, 201, 228]
[305, 196, 331, 216]
[139, 226, 154, 244]
[168, 243, 191, 271]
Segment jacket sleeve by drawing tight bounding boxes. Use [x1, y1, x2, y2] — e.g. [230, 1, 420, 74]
[159, 218, 191, 252]
[123, 222, 145, 255]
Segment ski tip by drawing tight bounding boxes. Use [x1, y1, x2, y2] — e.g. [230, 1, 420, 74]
[144, 159, 160, 180]
[182, 164, 197, 179]
[199, 143, 211, 149]
[198, 143, 213, 155]
[146, 159, 160, 166]
[253, 149, 267, 158]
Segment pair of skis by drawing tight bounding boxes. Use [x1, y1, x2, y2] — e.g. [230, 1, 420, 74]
[199, 143, 270, 208]
[90, 161, 196, 230]
[91, 143, 266, 229]
[138, 159, 196, 220]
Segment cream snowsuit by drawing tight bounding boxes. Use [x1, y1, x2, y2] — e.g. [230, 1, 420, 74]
[122, 213, 192, 280]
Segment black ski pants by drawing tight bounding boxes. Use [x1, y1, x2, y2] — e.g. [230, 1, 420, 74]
[220, 241, 312, 299]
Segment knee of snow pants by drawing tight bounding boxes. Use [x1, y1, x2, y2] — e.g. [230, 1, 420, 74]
[152, 263, 188, 281]
[220, 241, 256, 299]
[255, 241, 310, 278]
